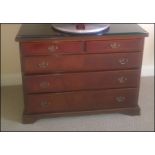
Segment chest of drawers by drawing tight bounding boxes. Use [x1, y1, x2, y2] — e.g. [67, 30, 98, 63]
[16, 24, 148, 123]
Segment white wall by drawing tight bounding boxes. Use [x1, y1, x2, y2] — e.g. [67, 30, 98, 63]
[138, 24, 154, 76]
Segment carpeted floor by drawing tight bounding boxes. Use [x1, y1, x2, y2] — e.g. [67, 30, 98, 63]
[1, 77, 154, 131]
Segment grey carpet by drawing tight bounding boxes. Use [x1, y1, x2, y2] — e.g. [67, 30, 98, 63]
[1, 77, 154, 131]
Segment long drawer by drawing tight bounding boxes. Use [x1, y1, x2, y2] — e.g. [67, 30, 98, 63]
[23, 52, 143, 74]
[25, 88, 139, 114]
[25, 70, 140, 93]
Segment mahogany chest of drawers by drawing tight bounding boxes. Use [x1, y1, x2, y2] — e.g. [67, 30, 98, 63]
[16, 24, 148, 123]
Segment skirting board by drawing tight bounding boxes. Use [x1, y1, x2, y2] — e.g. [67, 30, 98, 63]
[141, 65, 154, 77]
[1, 65, 154, 86]
[1, 73, 22, 86]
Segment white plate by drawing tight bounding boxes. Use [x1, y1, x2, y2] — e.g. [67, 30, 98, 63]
[52, 24, 110, 34]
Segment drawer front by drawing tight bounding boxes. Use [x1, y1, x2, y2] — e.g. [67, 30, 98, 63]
[23, 52, 143, 74]
[25, 88, 139, 114]
[21, 41, 84, 56]
[86, 39, 144, 53]
[25, 70, 140, 93]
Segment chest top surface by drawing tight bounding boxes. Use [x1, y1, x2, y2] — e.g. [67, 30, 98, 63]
[16, 24, 148, 41]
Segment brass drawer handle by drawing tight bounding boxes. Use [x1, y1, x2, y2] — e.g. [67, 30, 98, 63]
[116, 96, 126, 103]
[110, 42, 121, 49]
[38, 62, 49, 68]
[119, 58, 129, 65]
[118, 76, 128, 83]
[39, 81, 50, 88]
[40, 101, 49, 107]
[48, 45, 59, 52]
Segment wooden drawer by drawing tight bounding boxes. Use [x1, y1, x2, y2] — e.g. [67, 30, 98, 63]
[25, 70, 140, 93]
[21, 41, 84, 56]
[25, 88, 139, 114]
[86, 38, 144, 53]
[23, 52, 143, 74]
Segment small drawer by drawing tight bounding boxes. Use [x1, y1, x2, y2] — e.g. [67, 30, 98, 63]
[21, 41, 84, 56]
[86, 38, 144, 53]
[25, 70, 140, 93]
[25, 88, 139, 114]
[23, 52, 143, 74]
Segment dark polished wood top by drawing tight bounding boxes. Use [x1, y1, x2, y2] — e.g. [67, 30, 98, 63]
[16, 24, 148, 41]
